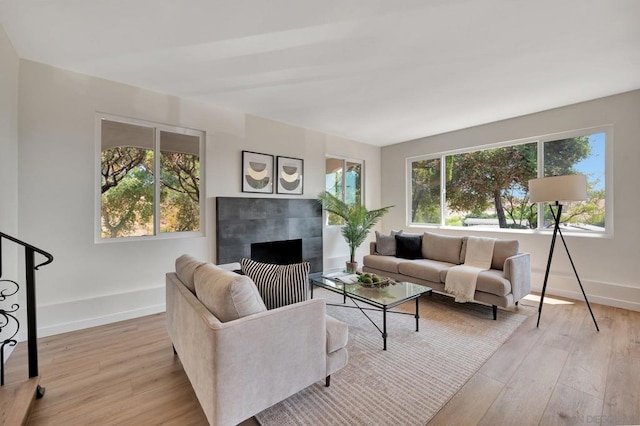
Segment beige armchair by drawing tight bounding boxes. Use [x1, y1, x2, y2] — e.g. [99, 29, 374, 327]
[166, 257, 348, 426]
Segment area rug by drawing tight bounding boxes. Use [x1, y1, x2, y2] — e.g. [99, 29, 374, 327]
[255, 289, 529, 426]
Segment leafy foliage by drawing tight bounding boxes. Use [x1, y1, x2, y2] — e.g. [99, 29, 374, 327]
[411, 136, 601, 229]
[101, 147, 201, 238]
[411, 158, 440, 223]
[101, 154, 154, 238]
[317, 191, 392, 262]
[446, 143, 538, 228]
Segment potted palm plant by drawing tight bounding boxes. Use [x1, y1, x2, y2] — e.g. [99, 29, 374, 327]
[318, 191, 393, 273]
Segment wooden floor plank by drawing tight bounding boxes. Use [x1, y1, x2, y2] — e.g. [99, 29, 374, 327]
[478, 343, 570, 426]
[0, 295, 636, 425]
[428, 373, 504, 426]
[540, 382, 604, 425]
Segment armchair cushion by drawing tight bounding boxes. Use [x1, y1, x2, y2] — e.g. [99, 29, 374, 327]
[175, 254, 207, 293]
[240, 258, 310, 310]
[194, 263, 266, 322]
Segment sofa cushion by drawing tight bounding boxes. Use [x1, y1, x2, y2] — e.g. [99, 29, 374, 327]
[240, 258, 310, 310]
[325, 315, 349, 353]
[375, 230, 403, 256]
[363, 254, 404, 274]
[175, 254, 207, 293]
[491, 240, 519, 270]
[422, 232, 463, 264]
[439, 268, 511, 296]
[395, 234, 423, 259]
[194, 263, 267, 322]
[460, 239, 519, 270]
[398, 259, 455, 283]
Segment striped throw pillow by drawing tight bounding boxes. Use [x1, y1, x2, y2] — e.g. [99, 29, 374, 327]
[240, 258, 310, 310]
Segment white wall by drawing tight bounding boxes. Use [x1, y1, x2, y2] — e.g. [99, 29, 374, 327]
[380, 90, 640, 311]
[17, 60, 381, 336]
[0, 26, 19, 249]
[0, 24, 19, 355]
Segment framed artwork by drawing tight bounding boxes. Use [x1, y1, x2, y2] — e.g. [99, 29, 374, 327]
[276, 156, 304, 195]
[242, 151, 274, 193]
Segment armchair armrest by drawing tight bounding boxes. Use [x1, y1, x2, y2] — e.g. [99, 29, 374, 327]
[166, 272, 327, 426]
[215, 299, 328, 425]
[503, 253, 531, 302]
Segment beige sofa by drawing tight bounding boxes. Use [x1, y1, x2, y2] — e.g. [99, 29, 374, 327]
[166, 256, 348, 426]
[363, 232, 531, 319]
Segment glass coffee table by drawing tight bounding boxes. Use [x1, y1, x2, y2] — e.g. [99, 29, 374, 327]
[309, 271, 432, 350]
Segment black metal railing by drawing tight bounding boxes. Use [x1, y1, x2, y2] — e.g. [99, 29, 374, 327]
[0, 232, 53, 397]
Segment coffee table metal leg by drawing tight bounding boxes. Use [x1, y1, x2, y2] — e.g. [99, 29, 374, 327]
[415, 297, 420, 332]
[382, 306, 388, 351]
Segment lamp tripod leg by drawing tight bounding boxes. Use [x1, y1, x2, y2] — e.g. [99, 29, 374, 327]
[537, 211, 559, 328]
[556, 228, 600, 332]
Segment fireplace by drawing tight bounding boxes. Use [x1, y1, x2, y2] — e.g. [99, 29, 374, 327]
[216, 197, 323, 272]
[251, 239, 303, 265]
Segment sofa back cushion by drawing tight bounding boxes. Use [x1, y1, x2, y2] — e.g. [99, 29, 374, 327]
[395, 234, 423, 259]
[460, 238, 519, 270]
[422, 232, 463, 264]
[194, 263, 267, 322]
[175, 254, 207, 293]
[240, 258, 310, 310]
[375, 230, 403, 255]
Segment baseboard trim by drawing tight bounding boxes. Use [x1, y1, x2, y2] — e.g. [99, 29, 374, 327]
[532, 286, 640, 313]
[36, 303, 166, 338]
[530, 271, 640, 313]
[13, 285, 168, 339]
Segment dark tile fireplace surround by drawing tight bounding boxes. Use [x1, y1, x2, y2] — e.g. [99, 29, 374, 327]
[216, 197, 323, 273]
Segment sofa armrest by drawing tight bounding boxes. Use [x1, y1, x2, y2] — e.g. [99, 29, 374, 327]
[370, 241, 377, 255]
[503, 253, 531, 302]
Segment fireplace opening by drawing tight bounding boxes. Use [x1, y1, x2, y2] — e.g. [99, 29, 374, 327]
[251, 239, 303, 265]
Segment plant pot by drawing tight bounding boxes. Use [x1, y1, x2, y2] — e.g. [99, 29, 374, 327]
[346, 261, 358, 273]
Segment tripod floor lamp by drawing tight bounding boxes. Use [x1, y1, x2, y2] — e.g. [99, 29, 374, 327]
[528, 174, 599, 331]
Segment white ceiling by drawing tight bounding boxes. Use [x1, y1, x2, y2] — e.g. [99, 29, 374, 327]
[2, 0, 640, 146]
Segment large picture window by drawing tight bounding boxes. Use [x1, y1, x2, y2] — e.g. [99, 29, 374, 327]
[325, 156, 363, 225]
[408, 128, 609, 233]
[97, 115, 204, 240]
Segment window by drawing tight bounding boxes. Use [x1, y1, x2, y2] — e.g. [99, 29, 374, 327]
[97, 115, 204, 240]
[408, 128, 609, 233]
[325, 156, 363, 225]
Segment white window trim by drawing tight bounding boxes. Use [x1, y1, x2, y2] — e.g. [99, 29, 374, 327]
[406, 125, 612, 237]
[324, 155, 365, 227]
[95, 112, 206, 243]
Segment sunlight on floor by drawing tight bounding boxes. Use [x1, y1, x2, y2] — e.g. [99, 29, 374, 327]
[523, 294, 575, 305]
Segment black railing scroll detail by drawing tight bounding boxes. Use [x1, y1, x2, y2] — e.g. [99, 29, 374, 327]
[0, 232, 54, 398]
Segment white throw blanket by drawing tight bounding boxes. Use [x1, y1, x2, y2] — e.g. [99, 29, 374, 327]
[445, 236, 496, 303]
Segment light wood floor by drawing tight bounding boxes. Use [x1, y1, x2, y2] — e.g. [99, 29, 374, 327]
[3, 295, 639, 425]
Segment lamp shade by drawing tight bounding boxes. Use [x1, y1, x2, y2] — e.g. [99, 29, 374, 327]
[529, 175, 587, 203]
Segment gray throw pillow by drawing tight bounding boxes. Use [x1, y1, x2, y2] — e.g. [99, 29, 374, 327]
[375, 230, 403, 255]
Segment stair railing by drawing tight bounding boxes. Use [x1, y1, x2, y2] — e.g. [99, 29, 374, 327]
[0, 232, 53, 397]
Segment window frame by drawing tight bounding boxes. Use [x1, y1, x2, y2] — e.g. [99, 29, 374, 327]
[406, 125, 612, 236]
[95, 113, 206, 243]
[324, 155, 365, 227]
